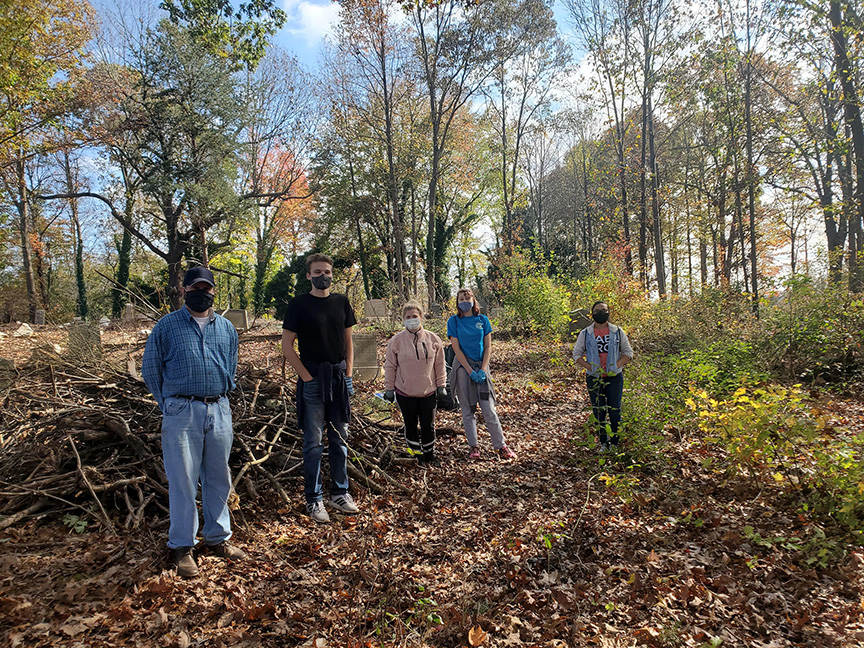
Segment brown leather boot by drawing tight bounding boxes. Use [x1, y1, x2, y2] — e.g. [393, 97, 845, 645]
[207, 541, 248, 561]
[168, 547, 199, 578]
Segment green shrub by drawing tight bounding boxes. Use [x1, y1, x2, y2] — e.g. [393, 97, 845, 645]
[759, 275, 864, 381]
[487, 247, 570, 338]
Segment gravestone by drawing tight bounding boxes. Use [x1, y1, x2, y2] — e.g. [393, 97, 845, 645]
[488, 306, 503, 320]
[0, 357, 15, 388]
[28, 343, 63, 366]
[429, 303, 443, 319]
[352, 333, 381, 382]
[568, 308, 592, 337]
[68, 322, 103, 362]
[34, 309, 45, 325]
[224, 309, 249, 331]
[363, 299, 387, 319]
[124, 303, 135, 320]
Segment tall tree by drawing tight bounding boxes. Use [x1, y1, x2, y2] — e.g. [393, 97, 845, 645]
[411, 0, 500, 304]
[160, 0, 286, 69]
[0, 0, 94, 321]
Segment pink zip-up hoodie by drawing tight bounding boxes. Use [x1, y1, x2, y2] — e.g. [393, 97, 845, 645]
[384, 328, 446, 398]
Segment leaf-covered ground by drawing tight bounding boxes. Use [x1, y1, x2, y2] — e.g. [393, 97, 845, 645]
[1, 338, 862, 647]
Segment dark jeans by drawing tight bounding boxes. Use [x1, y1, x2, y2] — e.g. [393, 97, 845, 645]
[301, 379, 349, 504]
[586, 372, 624, 445]
[396, 392, 437, 455]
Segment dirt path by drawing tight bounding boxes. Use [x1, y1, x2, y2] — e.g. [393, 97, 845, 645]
[1, 339, 862, 647]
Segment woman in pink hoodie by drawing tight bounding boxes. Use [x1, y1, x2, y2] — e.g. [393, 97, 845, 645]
[383, 301, 447, 465]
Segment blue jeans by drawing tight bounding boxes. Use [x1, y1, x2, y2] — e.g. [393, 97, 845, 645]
[586, 372, 624, 445]
[161, 396, 233, 549]
[301, 379, 349, 504]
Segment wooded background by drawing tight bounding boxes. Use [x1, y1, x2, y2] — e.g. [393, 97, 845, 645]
[1, 0, 863, 323]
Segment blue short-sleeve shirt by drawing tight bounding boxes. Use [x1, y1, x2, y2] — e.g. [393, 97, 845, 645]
[446, 314, 492, 363]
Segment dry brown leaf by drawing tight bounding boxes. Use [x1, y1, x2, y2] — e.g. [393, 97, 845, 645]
[468, 625, 489, 646]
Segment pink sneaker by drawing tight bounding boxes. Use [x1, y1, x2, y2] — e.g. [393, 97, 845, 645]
[469, 446, 481, 460]
[498, 446, 517, 461]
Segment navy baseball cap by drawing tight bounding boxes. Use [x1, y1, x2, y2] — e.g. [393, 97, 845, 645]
[183, 267, 216, 287]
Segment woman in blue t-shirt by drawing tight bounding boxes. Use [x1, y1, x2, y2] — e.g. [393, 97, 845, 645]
[446, 288, 516, 461]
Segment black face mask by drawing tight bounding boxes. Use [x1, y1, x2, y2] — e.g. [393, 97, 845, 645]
[592, 311, 610, 324]
[185, 290, 214, 313]
[310, 274, 332, 290]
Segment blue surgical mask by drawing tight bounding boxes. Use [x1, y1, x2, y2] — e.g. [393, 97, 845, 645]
[458, 301, 473, 313]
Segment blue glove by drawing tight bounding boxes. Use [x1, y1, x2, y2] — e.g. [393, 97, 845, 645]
[478, 370, 487, 382]
[470, 370, 483, 383]
[345, 376, 354, 396]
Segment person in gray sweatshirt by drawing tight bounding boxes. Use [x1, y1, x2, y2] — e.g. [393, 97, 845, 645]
[572, 301, 634, 451]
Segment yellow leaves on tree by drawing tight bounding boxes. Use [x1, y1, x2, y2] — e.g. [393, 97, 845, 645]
[0, 0, 95, 161]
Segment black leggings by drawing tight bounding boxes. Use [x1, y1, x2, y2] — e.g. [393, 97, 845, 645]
[396, 392, 437, 455]
[586, 372, 624, 445]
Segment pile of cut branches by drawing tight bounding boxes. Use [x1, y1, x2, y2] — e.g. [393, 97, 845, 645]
[0, 358, 401, 533]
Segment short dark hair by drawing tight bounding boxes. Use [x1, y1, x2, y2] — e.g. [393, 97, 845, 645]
[306, 253, 334, 272]
[591, 301, 608, 312]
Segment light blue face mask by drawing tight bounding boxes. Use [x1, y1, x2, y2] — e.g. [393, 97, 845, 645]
[458, 301, 473, 312]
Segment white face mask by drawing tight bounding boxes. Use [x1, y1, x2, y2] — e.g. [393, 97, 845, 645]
[404, 317, 421, 331]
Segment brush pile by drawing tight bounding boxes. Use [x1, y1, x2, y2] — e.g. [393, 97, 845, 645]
[0, 352, 400, 534]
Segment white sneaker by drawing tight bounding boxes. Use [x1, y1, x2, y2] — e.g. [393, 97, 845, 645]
[306, 501, 330, 523]
[329, 493, 360, 514]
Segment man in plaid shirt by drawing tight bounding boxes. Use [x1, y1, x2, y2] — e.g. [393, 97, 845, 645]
[142, 267, 247, 578]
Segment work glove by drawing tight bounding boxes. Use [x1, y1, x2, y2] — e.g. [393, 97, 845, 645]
[345, 376, 355, 396]
[384, 390, 395, 402]
[477, 370, 487, 382]
[471, 370, 486, 384]
[436, 386, 446, 398]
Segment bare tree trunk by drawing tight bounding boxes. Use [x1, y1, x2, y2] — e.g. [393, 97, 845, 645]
[15, 153, 39, 323]
[63, 151, 88, 320]
[647, 93, 666, 297]
[744, 22, 759, 314]
[830, 0, 864, 292]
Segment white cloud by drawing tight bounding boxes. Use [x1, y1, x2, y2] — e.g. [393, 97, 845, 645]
[282, 0, 341, 47]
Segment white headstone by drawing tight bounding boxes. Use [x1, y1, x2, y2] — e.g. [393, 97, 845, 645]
[363, 299, 387, 319]
[124, 303, 135, 320]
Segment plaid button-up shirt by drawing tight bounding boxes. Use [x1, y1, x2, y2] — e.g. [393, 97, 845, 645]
[142, 306, 238, 410]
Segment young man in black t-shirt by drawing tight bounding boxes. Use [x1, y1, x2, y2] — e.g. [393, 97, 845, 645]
[282, 253, 359, 523]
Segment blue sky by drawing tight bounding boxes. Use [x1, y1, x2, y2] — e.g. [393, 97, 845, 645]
[272, 0, 575, 70]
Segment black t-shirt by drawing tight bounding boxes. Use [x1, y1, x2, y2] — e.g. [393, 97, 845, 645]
[282, 292, 357, 365]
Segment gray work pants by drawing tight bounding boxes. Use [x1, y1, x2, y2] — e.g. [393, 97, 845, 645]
[454, 366, 506, 449]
